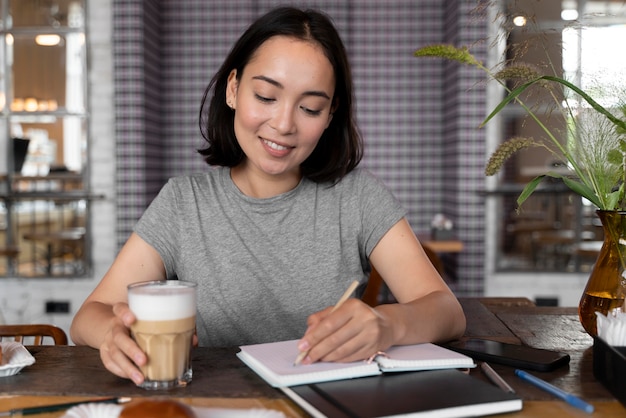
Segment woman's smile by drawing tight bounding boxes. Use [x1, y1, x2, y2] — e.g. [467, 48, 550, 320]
[260, 137, 294, 157]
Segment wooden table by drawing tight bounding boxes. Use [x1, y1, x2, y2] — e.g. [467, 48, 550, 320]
[417, 234, 464, 254]
[1, 298, 624, 417]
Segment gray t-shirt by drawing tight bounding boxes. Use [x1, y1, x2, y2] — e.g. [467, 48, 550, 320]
[134, 166, 406, 347]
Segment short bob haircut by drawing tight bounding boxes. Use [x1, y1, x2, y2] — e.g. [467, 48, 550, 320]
[198, 6, 363, 184]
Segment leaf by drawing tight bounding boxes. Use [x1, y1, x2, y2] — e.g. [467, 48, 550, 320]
[608, 149, 623, 166]
[541, 76, 626, 133]
[558, 175, 603, 208]
[606, 190, 621, 210]
[487, 75, 626, 133]
[481, 78, 542, 127]
[516, 175, 545, 207]
[515, 173, 603, 209]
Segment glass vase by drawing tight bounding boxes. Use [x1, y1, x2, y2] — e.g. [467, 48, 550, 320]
[578, 210, 626, 336]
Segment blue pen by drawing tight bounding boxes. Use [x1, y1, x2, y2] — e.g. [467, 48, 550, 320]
[515, 369, 594, 414]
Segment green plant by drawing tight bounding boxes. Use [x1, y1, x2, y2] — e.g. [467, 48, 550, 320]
[414, 44, 626, 211]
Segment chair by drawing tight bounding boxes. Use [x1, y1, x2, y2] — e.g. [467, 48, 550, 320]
[362, 245, 445, 307]
[362, 265, 384, 307]
[0, 324, 68, 345]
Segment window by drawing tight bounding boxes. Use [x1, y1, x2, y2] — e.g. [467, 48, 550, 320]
[492, 0, 626, 273]
[0, 0, 89, 277]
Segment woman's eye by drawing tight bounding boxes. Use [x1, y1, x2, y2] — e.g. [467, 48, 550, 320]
[301, 106, 322, 116]
[255, 94, 274, 103]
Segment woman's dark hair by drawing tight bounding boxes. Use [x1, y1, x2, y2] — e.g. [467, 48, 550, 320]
[198, 6, 363, 183]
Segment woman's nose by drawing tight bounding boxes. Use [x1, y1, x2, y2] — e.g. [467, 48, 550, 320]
[270, 104, 296, 134]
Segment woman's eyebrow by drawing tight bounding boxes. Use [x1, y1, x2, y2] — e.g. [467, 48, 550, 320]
[252, 75, 331, 100]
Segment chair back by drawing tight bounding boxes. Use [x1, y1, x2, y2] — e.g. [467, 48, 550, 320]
[0, 324, 68, 345]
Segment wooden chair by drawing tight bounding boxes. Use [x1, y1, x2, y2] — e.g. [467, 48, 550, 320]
[362, 245, 445, 307]
[0, 324, 68, 345]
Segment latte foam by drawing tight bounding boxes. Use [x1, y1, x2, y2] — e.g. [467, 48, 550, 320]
[128, 282, 196, 321]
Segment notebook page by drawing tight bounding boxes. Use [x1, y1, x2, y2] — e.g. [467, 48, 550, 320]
[376, 343, 475, 371]
[237, 339, 380, 387]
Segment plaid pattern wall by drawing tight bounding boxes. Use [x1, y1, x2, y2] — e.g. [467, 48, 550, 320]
[113, 0, 489, 295]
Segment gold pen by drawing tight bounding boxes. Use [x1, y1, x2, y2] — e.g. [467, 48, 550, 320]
[481, 362, 515, 393]
[293, 280, 360, 366]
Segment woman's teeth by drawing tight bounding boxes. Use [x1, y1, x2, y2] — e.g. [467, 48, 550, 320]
[263, 139, 289, 151]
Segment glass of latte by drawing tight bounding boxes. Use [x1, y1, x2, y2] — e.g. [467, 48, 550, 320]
[128, 280, 197, 390]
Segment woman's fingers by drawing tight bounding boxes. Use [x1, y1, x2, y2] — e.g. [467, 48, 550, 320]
[100, 303, 147, 385]
[300, 299, 389, 364]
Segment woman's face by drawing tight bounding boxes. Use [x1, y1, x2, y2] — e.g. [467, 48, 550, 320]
[226, 36, 335, 181]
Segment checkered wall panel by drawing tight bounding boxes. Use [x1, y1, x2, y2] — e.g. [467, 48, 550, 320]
[113, 0, 489, 295]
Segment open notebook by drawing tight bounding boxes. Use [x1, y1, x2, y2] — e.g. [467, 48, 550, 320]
[237, 339, 475, 387]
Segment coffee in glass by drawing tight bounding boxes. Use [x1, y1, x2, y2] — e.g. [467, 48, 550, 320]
[128, 280, 197, 390]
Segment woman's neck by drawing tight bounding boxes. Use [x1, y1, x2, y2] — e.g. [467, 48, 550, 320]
[230, 164, 302, 199]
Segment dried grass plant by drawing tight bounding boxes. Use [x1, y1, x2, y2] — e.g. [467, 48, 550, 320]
[414, 43, 626, 211]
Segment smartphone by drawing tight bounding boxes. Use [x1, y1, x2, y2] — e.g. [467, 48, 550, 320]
[440, 338, 570, 372]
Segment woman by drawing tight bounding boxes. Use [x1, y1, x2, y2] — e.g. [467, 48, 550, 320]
[70, 6, 465, 386]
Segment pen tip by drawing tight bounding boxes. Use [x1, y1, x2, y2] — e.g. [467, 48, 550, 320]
[293, 350, 306, 366]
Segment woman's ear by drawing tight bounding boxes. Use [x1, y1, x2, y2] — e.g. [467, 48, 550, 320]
[226, 69, 238, 109]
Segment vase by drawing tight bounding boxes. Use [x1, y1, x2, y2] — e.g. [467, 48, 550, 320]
[578, 210, 626, 336]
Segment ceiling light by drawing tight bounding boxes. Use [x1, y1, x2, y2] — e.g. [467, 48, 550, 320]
[11, 98, 24, 112]
[24, 98, 38, 112]
[513, 15, 527, 27]
[35, 34, 61, 46]
[561, 9, 578, 20]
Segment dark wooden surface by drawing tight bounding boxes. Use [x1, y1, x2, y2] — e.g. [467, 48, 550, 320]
[459, 298, 612, 402]
[1, 297, 624, 417]
[0, 345, 281, 399]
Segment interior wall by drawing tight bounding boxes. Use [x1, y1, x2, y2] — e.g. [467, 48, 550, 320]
[0, 0, 492, 338]
[112, 0, 490, 295]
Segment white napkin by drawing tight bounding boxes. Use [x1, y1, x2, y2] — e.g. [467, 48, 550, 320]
[0, 341, 36, 377]
[61, 404, 286, 418]
[596, 309, 626, 346]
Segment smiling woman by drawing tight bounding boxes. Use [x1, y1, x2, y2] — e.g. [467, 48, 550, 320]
[70, 6, 465, 386]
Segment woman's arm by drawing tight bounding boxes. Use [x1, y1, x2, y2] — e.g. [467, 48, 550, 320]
[296, 218, 466, 364]
[369, 217, 466, 344]
[70, 232, 167, 384]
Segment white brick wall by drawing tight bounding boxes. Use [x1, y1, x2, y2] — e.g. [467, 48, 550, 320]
[0, 0, 116, 342]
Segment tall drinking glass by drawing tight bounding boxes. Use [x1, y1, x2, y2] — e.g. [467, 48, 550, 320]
[128, 280, 197, 390]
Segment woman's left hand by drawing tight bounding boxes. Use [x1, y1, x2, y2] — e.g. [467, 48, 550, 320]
[296, 298, 394, 365]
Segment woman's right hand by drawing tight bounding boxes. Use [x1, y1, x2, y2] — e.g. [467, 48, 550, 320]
[69, 233, 169, 383]
[98, 302, 147, 386]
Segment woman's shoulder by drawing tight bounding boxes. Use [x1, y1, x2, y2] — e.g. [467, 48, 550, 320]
[165, 167, 226, 187]
[332, 167, 389, 191]
[153, 168, 228, 202]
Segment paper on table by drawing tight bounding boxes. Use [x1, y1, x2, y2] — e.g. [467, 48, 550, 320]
[62, 403, 123, 418]
[596, 310, 626, 345]
[237, 340, 380, 387]
[61, 403, 286, 418]
[238, 339, 475, 388]
[376, 343, 476, 371]
[0, 342, 36, 377]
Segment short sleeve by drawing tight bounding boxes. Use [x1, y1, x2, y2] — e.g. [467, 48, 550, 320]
[356, 170, 407, 257]
[134, 180, 181, 277]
